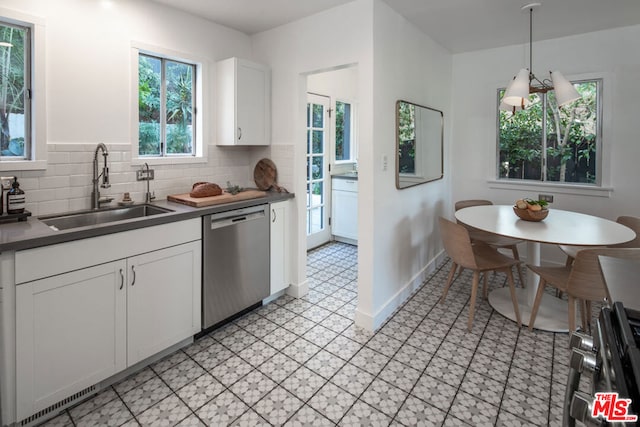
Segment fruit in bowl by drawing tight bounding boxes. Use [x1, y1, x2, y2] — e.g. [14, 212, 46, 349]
[513, 198, 549, 221]
[515, 198, 548, 211]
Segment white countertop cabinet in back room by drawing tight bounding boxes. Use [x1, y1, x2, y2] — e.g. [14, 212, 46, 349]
[216, 57, 271, 146]
[331, 177, 358, 244]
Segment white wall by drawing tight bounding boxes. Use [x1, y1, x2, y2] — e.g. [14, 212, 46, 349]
[451, 25, 640, 264]
[251, 0, 374, 303]
[253, 0, 453, 330]
[0, 0, 269, 214]
[365, 1, 451, 328]
[307, 66, 359, 102]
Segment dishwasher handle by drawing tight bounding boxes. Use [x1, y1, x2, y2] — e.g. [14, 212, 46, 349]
[210, 206, 266, 230]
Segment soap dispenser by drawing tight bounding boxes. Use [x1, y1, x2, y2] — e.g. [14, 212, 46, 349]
[6, 176, 25, 214]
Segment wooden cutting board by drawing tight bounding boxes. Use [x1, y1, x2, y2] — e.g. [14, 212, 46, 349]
[167, 190, 268, 208]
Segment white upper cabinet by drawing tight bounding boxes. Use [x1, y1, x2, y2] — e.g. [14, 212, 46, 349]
[217, 57, 271, 146]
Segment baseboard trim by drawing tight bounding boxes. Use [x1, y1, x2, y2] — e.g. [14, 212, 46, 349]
[286, 279, 309, 298]
[354, 250, 446, 332]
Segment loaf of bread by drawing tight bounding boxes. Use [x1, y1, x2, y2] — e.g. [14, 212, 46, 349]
[190, 182, 222, 198]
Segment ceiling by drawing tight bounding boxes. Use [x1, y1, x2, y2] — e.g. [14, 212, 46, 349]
[150, 0, 640, 53]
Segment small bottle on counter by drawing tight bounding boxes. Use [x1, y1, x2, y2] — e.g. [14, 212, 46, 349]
[6, 176, 25, 214]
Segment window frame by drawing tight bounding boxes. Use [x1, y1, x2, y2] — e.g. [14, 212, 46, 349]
[333, 98, 356, 164]
[0, 8, 46, 172]
[131, 42, 205, 166]
[496, 77, 603, 187]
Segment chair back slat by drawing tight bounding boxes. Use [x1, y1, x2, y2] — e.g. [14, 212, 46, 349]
[439, 217, 478, 269]
[454, 199, 493, 211]
[611, 216, 640, 248]
[568, 248, 640, 302]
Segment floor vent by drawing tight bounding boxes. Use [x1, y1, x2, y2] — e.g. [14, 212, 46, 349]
[19, 385, 97, 426]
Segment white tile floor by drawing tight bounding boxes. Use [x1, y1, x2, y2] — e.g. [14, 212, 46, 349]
[39, 242, 581, 426]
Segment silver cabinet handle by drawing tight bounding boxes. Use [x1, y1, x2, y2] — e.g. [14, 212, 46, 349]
[238, 127, 242, 140]
[131, 265, 136, 286]
[272, 209, 276, 223]
[119, 268, 124, 290]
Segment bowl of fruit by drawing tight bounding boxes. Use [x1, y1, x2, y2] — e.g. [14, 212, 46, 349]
[513, 198, 549, 221]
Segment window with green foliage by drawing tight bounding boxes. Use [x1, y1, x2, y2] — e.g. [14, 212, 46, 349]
[498, 79, 601, 184]
[335, 101, 352, 162]
[0, 21, 30, 160]
[138, 53, 195, 157]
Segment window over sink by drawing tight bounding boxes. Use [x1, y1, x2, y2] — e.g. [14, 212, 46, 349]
[132, 43, 205, 164]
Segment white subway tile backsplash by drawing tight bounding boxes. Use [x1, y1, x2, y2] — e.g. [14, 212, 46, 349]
[38, 200, 70, 216]
[68, 198, 89, 211]
[69, 152, 91, 164]
[39, 176, 71, 190]
[48, 152, 71, 164]
[69, 175, 91, 187]
[4, 143, 292, 216]
[17, 177, 40, 191]
[27, 189, 58, 203]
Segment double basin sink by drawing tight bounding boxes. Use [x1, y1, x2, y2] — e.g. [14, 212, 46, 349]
[40, 204, 174, 231]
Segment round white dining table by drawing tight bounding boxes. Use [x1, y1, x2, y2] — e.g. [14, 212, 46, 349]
[455, 205, 636, 332]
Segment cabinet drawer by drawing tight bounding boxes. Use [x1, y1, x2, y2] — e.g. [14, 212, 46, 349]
[332, 178, 358, 192]
[16, 218, 201, 284]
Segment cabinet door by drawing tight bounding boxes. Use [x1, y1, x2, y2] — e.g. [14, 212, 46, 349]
[332, 190, 358, 241]
[217, 57, 270, 146]
[236, 61, 269, 146]
[127, 241, 201, 366]
[270, 201, 290, 294]
[16, 261, 127, 420]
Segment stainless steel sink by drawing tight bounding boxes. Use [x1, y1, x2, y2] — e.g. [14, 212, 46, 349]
[40, 204, 174, 231]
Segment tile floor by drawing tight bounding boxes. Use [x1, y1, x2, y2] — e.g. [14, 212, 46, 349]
[40, 242, 578, 427]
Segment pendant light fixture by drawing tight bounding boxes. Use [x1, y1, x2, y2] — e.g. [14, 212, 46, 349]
[502, 2, 581, 110]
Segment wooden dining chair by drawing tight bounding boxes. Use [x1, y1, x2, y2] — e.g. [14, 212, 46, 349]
[439, 217, 522, 331]
[455, 200, 525, 286]
[559, 216, 640, 266]
[528, 248, 640, 332]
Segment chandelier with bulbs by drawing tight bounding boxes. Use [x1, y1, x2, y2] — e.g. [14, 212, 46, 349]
[501, 2, 581, 113]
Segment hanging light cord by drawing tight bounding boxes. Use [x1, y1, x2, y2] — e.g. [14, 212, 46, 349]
[529, 6, 533, 83]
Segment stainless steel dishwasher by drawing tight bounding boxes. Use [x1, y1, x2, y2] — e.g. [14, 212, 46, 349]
[202, 204, 270, 330]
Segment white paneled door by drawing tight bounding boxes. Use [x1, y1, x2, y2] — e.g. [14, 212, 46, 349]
[306, 94, 331, 249]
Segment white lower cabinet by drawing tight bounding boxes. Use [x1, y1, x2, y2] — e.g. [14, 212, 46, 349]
[127, 242, 201, 366]
[270, 200, 291, 294]
[16, 261, 127, 420]
[15, 240, 201, 421]
[332, 178, 358, 242]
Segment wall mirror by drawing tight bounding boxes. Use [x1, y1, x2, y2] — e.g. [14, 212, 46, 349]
[396, 100, 444, 189]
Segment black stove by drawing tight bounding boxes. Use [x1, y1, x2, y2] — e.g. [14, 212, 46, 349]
[564, 302, 640, 426]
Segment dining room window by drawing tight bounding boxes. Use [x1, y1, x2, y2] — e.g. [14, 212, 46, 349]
[497, 78, 601, 185]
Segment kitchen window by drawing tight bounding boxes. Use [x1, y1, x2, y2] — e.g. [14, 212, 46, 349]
[0, 20, 30, 161]
[137, 51, 199, 159]
[497, 78, 602, 185]
[335, 100, 354, 163]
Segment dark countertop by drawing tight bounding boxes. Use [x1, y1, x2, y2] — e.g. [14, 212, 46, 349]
[0, 191, 294, 252]
[599, 255, 640, 312]
[332, 172, 358, 180]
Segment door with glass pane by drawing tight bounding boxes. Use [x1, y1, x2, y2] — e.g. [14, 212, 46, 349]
[306, 94, 331, 249]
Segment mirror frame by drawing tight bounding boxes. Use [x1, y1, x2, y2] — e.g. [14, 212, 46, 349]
[395, 100, 444, 189]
